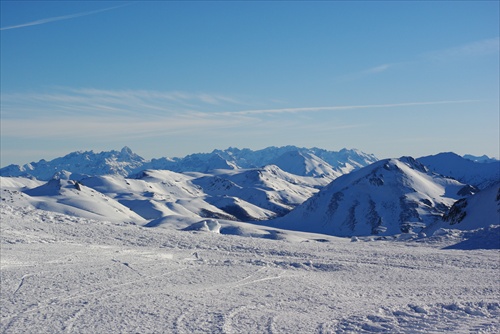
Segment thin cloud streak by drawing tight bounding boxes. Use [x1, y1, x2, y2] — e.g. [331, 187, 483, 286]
[0, 4, 131, 31]
[3, 88, 481, 120]
[220, 100, 481, 116]
[1, 88, 244, 119]
[363, 64, 392, 74]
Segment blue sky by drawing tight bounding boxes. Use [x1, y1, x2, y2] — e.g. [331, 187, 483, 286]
[1, 1, 499, 166]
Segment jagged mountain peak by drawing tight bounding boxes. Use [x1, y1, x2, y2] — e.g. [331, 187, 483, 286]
[1, 146, 378, 180]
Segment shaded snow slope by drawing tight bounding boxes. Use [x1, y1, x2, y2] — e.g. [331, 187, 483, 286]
[425, 182, 500, 234]
[270, 157, 472, 237]
[1, 204, 499, 333]
[418, 152, 499, 189]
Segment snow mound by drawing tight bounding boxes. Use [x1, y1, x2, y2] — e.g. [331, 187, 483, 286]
[183, 219, 221, 233]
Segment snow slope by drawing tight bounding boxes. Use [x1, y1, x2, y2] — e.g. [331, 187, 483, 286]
[1, 204, 499, 333]
[425, 182, 500, 233]
[9, 175, 147, 223]
[270, 157, 472, 237]
[270, 150, 341, 178]
[193, 165, 327, 218]
[1, 164, 328, 225]
[418, 152, 499, 189]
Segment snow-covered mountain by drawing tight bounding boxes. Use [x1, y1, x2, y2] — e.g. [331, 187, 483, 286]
[1, 172, 146, 223]
[2, 147, 498, 239]
[418, 152, 499, 189]
[192, 165, 328, 219]
[269, 157, 473, 237]
[0, 146, 145, 181]
[1, 163, 329, 225]
[425, 182, 500, 233]
[463, 154, 498, 163]
[0, 146, 377, 180]
[269, 150, 341, 178]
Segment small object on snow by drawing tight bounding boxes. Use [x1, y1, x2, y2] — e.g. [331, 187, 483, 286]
[351, 236, 359, 242]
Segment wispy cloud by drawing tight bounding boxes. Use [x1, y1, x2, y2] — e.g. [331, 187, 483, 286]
[0, 4, 130, 31]
[218, 99, 480, 116]
[363, 64, 392, 74]
[1, 87, 244, 119]
[336, 37, 499, 82]
[1, 87, 254, 139]
[1, 87, 483, 145]
[422, 37, 500, 61]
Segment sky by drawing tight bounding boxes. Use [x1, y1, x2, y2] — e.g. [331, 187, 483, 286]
[1, 1, 499, 166]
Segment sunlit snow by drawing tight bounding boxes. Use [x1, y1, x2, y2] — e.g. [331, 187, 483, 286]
[1, 204, 499, 333]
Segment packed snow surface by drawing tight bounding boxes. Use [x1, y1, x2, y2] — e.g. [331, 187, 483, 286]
[1, 204, 499, 333]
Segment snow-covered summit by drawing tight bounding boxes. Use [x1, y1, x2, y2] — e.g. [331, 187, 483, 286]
[0, 146, 377, 180]
[418, 152, 499, 189]
[0, 147, 146, 180]
[269, 157, 472, 237]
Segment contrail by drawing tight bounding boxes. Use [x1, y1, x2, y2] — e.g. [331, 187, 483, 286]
[219, 100, 481, 116]
[1, 4, 130, 31]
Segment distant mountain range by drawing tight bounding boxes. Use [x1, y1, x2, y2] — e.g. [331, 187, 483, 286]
[0, 146, 377, 180]
[1, 146, 498, 238]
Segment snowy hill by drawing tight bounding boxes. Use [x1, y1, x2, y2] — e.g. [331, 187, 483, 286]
[418, 152, 499, 189]
[0, 146, 377, 180]
[1, 163, 328, 225]
[270, 157, 473, 237]
[1, 173, 146, 223]
[192, 165, 327, 219]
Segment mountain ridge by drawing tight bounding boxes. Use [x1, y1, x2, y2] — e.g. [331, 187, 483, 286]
[267, 157, 475, 237]
[0, 146, 378, 181]
[1, 147, 498, 239]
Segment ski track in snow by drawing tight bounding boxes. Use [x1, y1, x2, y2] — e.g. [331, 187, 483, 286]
[1, 204, 499, 333]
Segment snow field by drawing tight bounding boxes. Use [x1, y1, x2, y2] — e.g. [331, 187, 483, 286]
[1, 204, 499, 333]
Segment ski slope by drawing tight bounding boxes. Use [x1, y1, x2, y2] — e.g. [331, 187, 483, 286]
[1, 204, 499, 333]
